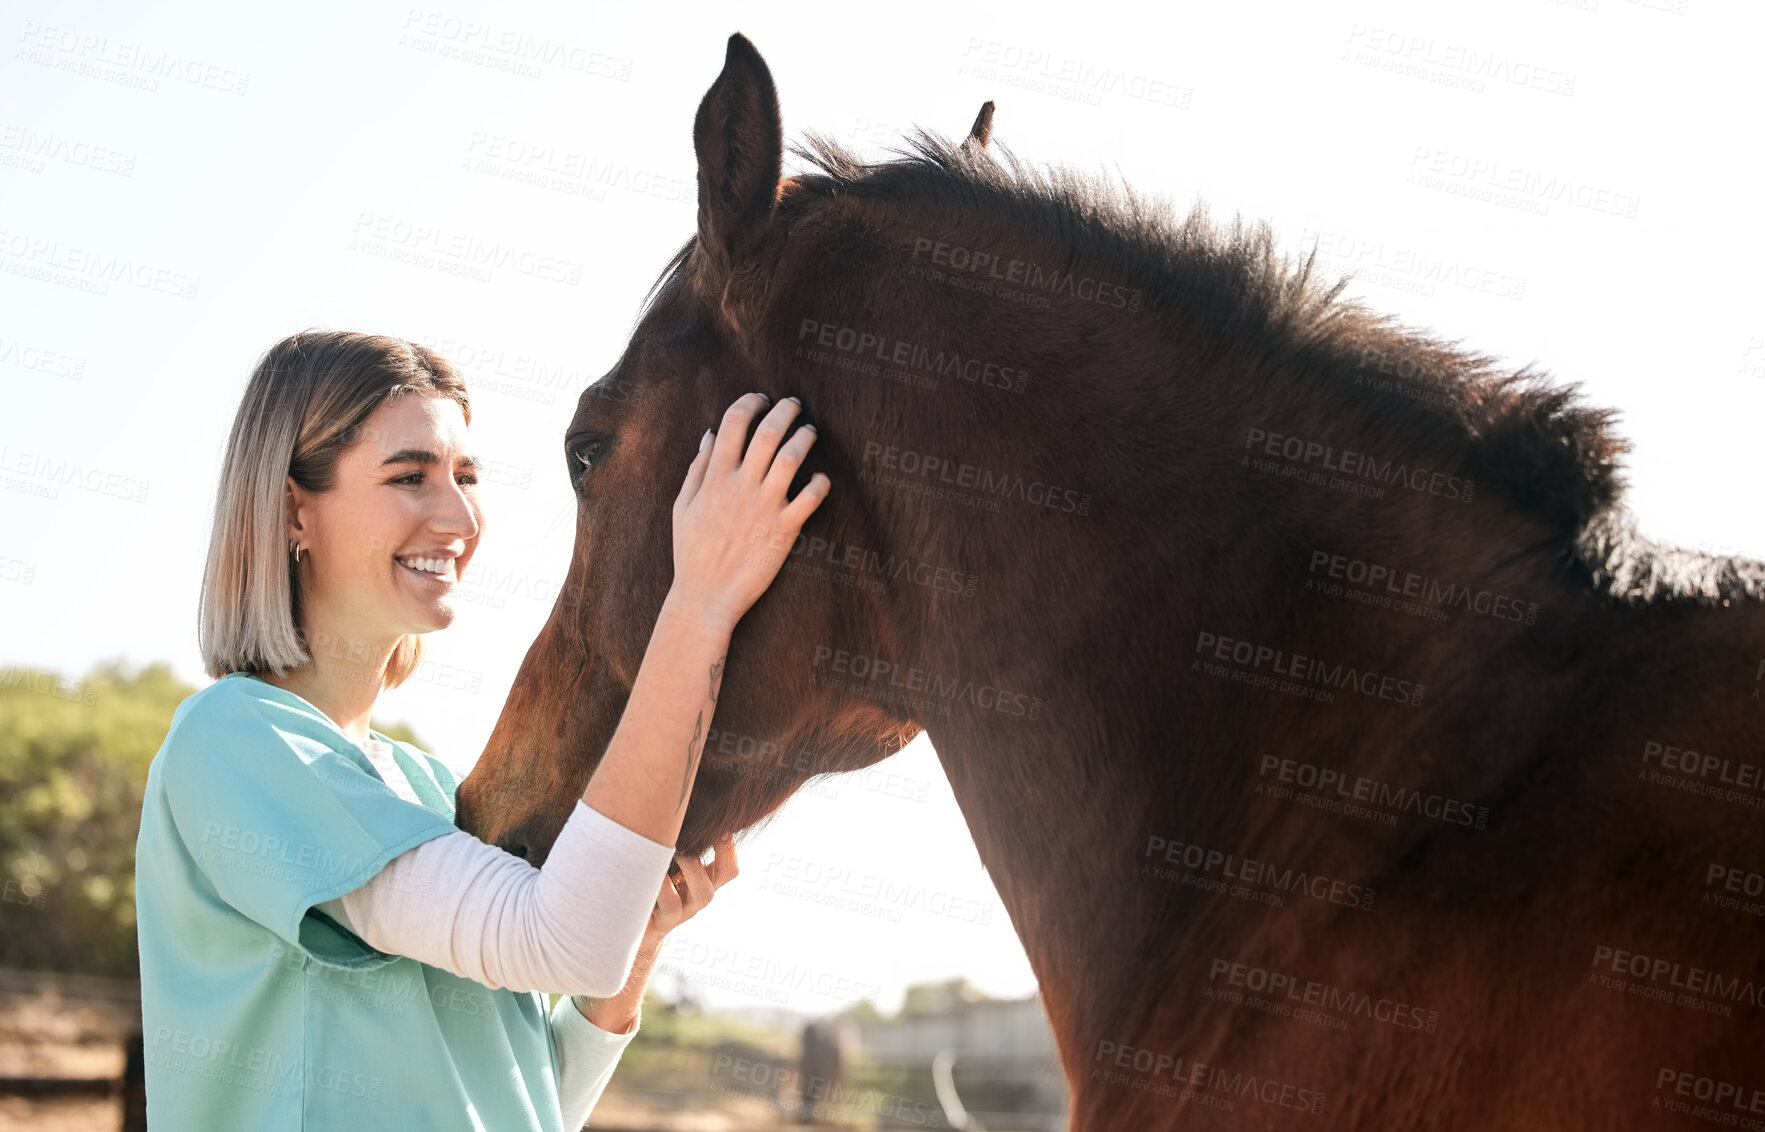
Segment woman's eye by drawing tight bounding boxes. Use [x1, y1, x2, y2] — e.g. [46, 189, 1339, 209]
[392, 472, 478, 486]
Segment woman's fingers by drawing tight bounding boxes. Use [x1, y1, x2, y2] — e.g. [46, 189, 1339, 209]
[655, 867, 684, 916]
[674, 430, 715, 515]
[760, 419, 817, 500]
[781, 470, 831, 528]
[653, 839, 739, 929]
[671, 853, 715, 914]
[741, 397, 804, 485]
[671, 390, 832, 633]
[709, 392, 773, 475]
[707, 835, 740, 889]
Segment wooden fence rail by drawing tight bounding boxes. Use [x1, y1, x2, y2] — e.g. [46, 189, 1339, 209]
[0, 968, 145, 1128]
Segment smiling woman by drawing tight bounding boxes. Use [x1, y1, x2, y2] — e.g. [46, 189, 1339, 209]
[134, 329, 830, 1130]
[194, 332, 478, 693]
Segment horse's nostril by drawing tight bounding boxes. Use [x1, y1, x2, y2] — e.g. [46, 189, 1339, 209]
[494, 821, 555, 867]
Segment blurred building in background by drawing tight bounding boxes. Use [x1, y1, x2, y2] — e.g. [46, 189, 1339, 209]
[854, 980, 1067, 1132]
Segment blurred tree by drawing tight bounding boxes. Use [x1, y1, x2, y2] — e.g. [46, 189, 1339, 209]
[899, 976, 991, 1018]
[836, 998, 882, 1023]
[0, 660, 426, 976]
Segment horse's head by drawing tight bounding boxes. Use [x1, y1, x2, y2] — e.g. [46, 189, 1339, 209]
[457, 35, 925, 861]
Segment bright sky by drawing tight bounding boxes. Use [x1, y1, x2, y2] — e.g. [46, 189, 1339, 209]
[3, 0, 1762, 1018]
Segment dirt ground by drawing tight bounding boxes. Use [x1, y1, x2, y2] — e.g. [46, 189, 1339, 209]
[0, 971, 824, 1131]
[0, 1093, 808, 1132]
[0, 970, 133, 1131]
[0, 1095, 124, 1132]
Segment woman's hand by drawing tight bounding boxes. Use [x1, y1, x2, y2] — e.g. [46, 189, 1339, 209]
[576, 837, 739, 1035]
[668, 392, 829, 635]
[643, 834, 738, 945]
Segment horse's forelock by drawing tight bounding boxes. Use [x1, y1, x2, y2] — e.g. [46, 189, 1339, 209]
[634, 237, 696, 324]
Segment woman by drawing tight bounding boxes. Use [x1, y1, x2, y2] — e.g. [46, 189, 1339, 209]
[134, 330, 828, 1129]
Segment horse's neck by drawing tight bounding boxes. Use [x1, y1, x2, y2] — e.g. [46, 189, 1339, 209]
[914, 504, 1765, 1082]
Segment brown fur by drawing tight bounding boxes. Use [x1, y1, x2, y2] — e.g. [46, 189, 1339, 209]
[458, 33, 1765, 1129]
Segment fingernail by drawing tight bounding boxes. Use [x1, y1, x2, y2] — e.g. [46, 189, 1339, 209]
[699, 429, 712, 450]
[756, 391, 772, 404]
[785, 395, 802, 405]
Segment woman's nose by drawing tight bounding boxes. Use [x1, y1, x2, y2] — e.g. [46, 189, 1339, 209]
[433, 483, 481, 539]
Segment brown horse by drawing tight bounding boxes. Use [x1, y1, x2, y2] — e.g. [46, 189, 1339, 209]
[457, 33, 1765, 1130]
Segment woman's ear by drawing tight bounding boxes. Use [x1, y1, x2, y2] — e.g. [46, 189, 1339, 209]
[285, 475, 308, 546]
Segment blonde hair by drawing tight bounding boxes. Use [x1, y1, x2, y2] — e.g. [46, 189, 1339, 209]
[198, 330, 472, 687]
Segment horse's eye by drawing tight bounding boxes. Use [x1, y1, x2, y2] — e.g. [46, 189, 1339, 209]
[568, 436, 607, 475]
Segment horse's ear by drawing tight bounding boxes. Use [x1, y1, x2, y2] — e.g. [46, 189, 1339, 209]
[692, 33, 782, 282]
[963, 101, 995, 150]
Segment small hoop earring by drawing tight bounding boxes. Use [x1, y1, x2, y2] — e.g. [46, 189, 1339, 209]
[290, 542, 303, 564]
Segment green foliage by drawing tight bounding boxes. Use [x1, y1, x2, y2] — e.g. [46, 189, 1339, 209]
[0, 659, 192, 976]
[836, 997, 883, 1023]
[375, 719, 427, 747]
[898, 976, 989, 1018]
[621, 994, 796, 1057]
[0, 660, 427, 977]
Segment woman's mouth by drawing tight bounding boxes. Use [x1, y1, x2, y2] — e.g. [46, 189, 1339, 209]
[395, 555, 457, 586]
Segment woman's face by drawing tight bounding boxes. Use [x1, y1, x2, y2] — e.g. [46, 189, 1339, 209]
[286, 391, 484, 653]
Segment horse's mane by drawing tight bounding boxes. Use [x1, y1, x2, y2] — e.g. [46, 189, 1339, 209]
[675, 127, 1765, 607]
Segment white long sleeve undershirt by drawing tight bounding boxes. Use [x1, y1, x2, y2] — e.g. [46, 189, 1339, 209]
[313, 737, 677, 1130]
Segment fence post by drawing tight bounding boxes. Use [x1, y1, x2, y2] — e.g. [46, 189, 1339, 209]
[121, 1026, 145, 1131]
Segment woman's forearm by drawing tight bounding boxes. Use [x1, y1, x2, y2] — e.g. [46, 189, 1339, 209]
[579, 586, 733, 848]
[574, 932, 664, 1034]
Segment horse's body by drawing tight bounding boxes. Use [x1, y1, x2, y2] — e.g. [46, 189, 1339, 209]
[457, 34, 1765, 1129]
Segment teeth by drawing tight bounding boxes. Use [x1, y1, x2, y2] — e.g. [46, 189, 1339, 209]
[397, 556, 449, 575]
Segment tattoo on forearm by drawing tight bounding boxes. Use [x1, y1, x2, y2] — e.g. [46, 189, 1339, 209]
[679, 709, 704, 809]
[678, 658, 724, 810]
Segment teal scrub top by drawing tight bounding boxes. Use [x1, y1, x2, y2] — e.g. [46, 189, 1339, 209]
[135, 670, 570, 1131]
